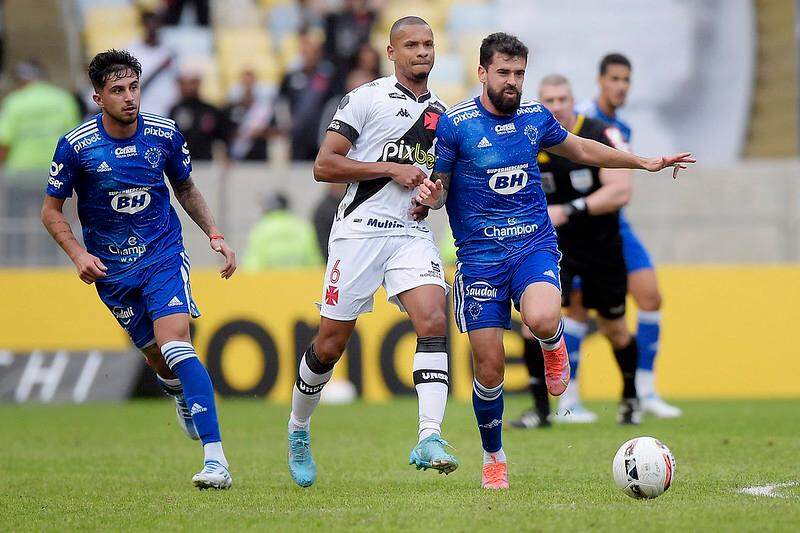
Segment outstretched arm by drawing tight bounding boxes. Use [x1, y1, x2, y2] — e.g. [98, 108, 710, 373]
[171, 177, 236, 278]
[546, 133, 695, 179]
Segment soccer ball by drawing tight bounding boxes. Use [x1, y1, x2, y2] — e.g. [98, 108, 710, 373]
[612, 436, 676, 499]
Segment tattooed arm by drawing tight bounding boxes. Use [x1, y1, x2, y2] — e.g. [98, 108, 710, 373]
[171, 177, 236, 278]
[414, 171, 451, 210]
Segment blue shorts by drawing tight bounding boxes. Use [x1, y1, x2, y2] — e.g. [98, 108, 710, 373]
[95, 251, 200, 349]
[619, 211, 654, 273]
[453, 246, 562, 333]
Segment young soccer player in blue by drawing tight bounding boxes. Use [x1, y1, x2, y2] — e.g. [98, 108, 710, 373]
[41, 50, 237, 489]
[415, 33, 693, 489]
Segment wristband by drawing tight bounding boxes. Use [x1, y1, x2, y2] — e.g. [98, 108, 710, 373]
[564, 198, 588, 220]
[209, 233, 225, 241]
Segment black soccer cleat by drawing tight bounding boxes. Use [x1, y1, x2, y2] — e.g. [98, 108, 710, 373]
[617, 398, 642, 425]
[509, 409, 552, 429]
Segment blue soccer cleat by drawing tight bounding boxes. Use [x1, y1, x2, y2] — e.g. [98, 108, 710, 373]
[192, 460, 232, 490]
[408, 434, 459, 475]
[174, 393, 199, 440]
[288, 430, 316, 487]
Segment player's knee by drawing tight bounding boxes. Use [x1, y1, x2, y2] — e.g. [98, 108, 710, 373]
[474, 359, 504, 389]
[635, 289, 662, 311]
[415, 309, 448, 337]
[313, 335, 346, 365]
[524, 308, 561, 340]
[606, 328, 632, 350]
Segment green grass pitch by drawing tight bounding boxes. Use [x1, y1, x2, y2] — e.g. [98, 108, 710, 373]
[2, 397, 798, 531]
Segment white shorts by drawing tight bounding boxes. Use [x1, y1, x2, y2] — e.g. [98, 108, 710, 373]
[319, 235, 448, 321]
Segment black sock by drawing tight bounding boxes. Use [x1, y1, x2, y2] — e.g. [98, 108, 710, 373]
[613, 338, 639, 399]
[523, 338, 550, 418]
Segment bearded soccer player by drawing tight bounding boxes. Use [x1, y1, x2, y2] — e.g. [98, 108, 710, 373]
[415, 33, 693, 489]
[286, 17, 458, 488]
[575, 53, 681, 418]
[41, 50, 236, 489]
[511, 74, 642, 429]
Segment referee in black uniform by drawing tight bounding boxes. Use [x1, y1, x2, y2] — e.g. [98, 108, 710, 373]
[511, 74, 641, 427]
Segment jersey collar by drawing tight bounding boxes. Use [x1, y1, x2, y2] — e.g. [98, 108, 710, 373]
[391, 76, 431, 103]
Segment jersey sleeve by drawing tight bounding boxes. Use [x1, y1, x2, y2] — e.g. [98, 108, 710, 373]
[46, 136, 79, 199]
[433, 113, 459, 174]
[539, 107, 569, 149]
[164, 127, 192, 184]
[326, 86, 371, 145]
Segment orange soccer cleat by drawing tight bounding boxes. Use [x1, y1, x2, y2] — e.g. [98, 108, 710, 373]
[481, 453, 509, 489]
[541, 337, 570, 396]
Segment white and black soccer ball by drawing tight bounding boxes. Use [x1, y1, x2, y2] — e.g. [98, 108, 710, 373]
[612, 436, 676, 499]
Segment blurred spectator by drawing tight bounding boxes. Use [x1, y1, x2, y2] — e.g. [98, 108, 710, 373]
[243, 193, 323, 270]
[352, 42, 381, 78]
[169, 69, 229, 161]
[163, 0, 210, 26]
[127, 11, 179, 116]
[323, 0, 376, 79]
[312, 183, 346, 261]
[278, 31, 336, 161]
[269, 0, 324, 43]
[225, 70, 277, 161]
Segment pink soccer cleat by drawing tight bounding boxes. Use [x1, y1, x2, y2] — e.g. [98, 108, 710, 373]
[482, 453, 509, 489]
[541, 337, 570, 396]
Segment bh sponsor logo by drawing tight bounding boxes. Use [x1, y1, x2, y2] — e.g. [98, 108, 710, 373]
[484, 218, 538, 241]
[452, 108, 480, 126]
[488, 169, 528, 195]
[143, 126, 174, 139]
[111, 190, 151, 214]
[114, 145, 137, 158]
[465, 281, 498, 302]
[381, 140, 435, 169]
[112, 306, 135, 325]
[73, 133, 101, 153]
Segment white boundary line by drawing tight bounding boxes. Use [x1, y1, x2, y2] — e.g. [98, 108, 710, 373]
[738, 481, 799, 498]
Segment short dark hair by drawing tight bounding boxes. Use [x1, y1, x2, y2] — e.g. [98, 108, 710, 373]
[479, 32, 528, 69]
[389, 16, 430, 43]
[599, 53, 631, 76]
[88, 49, 142, 90]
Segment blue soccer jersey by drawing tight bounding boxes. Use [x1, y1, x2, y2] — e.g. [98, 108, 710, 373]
[46, 112, 192, 282]
[576, 99, 631, 144]
[435, 97, 568, 264]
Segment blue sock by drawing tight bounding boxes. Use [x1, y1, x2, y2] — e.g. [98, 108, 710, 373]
[163, 341, 221, 445]
[636, 311, 661, 371]
[562, 317, 588, 380]
[472, 378, 504, 453]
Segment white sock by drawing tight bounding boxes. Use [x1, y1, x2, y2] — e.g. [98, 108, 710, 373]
[636, 369, 656, 399]
[537, 318, 565, 350]
[288, 346, 335, 433]
[413, 337, 449, 442]
[203, 441, 228, 468]
[483, 447, 507, 465]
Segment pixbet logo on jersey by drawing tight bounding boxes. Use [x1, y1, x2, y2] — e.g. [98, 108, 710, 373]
[110, 189, 151, 214]
[73, 133, 101, 153]
[381, 140, 435, 169]
[488, 169, 528, 195]
[143, 126, 174, 139]
[452, 108, 480, 126]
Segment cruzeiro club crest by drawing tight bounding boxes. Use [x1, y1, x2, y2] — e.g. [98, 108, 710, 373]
[144, 147, 162, 168]
[524, 125, 538, 146]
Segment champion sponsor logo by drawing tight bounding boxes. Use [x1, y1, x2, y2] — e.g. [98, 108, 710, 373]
[452, 108, 480, 126]
[478, 418, 502, 429]
[366, 218, 404, 229]
[494, 122, 517, 135]
[380, 140, 435, 169]
[396, 108, 411, 118]
[108, 236, 147, 263]
[97, 161, 112, 172]
[465, 281, 498, 302]
[114, 145, 137, 158]
[484, 218, 538, 241]
[112, 306, 135, 325]
[325, 285, 339, 305]
[168, 296, 184, 307]
[488, 169, 528, 195]
[143, 126, 174, 139]
[477, 137, 492, 148]
[423, 111, 440, 131]
[190, 403, 207, 415]
[111, 189, 151, 214]
[73, 132, 101, 153]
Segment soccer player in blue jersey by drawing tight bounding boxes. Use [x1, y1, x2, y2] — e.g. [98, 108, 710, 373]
[41, 50, 236, 489]
[575, 53, 682, 418]
[415, 34, 693, 489]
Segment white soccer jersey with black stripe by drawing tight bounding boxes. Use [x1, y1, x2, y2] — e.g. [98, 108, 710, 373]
[325, 75, 446, 241]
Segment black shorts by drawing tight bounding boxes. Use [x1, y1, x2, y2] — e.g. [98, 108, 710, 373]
[559, 235, 627, 319]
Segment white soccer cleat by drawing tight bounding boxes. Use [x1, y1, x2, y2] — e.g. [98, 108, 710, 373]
[641, 395, 682, 418]
[554, 402, 598, 424]
[192, 460, 232, 490]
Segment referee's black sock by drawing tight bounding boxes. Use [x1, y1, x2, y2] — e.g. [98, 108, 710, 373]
[523, 338, 550, 418]
[613, 338, 639, 400]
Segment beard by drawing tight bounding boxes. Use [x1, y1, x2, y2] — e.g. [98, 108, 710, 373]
[108, 108, 138, 125]
[487, 84, 521, 114]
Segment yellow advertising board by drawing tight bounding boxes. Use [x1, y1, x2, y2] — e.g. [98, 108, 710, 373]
[2, 266, 799, 400]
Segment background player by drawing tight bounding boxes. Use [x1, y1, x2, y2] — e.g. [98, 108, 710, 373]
[41, 50, 236, 489]
[576, 53, 681, 418]
[511, 74, 641, 429]
[286, 17, 457, 488]
[416, 33, 693, 489]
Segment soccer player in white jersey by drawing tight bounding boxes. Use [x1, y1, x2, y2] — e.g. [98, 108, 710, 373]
[286, 17, 457, 487]
[415, 33, 693, 488]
